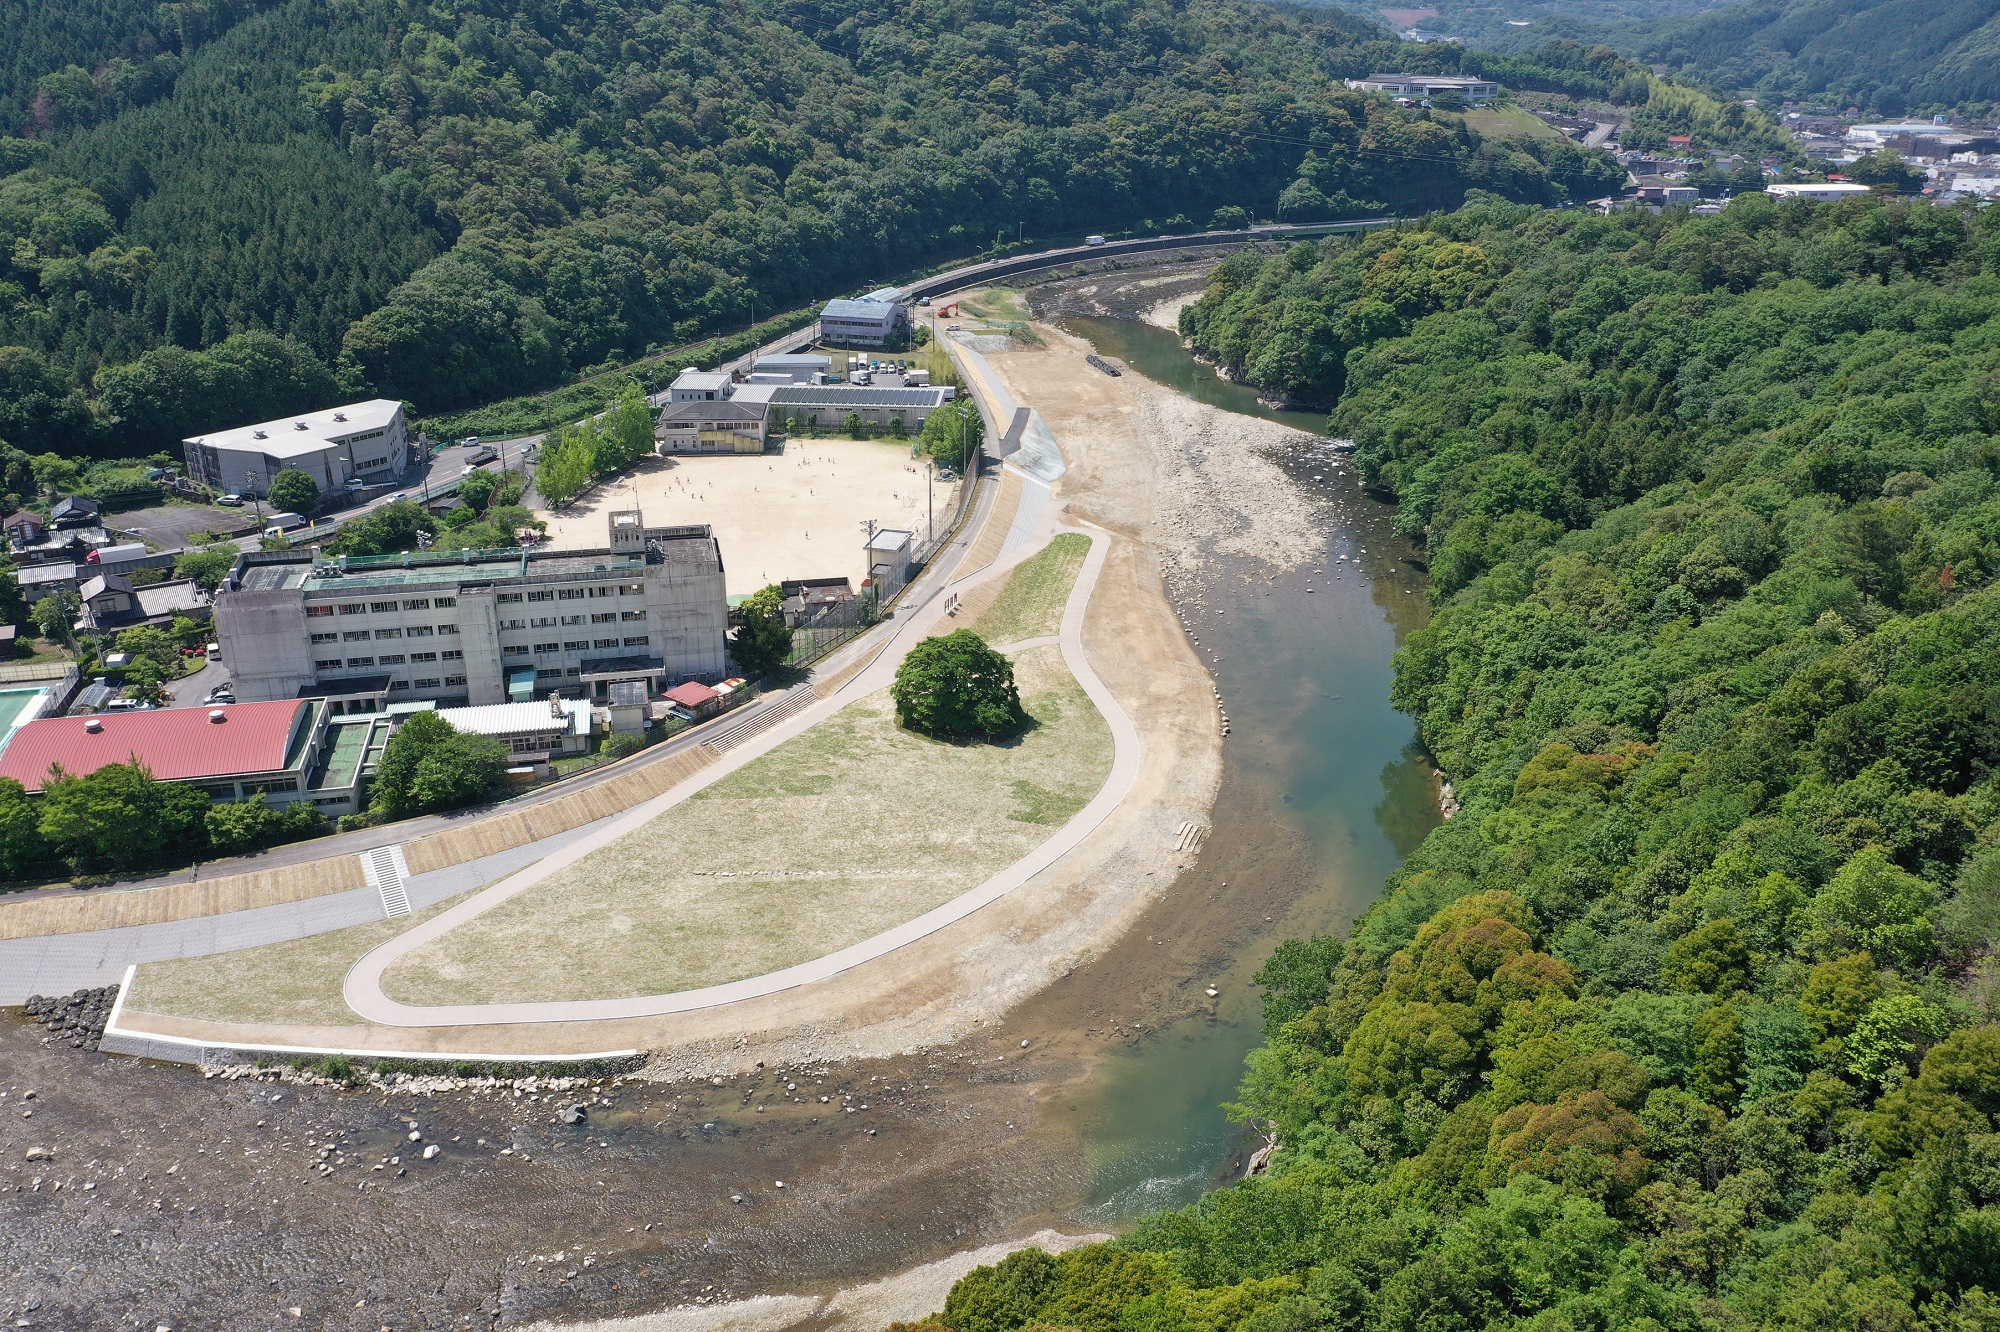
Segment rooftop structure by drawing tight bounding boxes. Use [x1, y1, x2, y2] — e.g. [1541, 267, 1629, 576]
[182, 399, 410, 498]
[1345, 74, 1498, 103]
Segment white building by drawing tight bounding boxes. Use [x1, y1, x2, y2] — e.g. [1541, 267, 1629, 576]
[1345, 74, 1498, 104]
[751, 354, 834, 383]
[666, 370, 732, 403]
[182, 400, 410, 498]
[1765, 182, 1875, 201]
[435, 697, 592, 762]
[213, 510, 730, 711]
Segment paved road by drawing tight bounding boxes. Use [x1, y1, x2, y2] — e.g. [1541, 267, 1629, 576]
[1586, 120, 1620, 148]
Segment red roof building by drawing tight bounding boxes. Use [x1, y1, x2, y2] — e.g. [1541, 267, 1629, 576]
[0, 699, 318, 796]
[661, 680, 722, 718]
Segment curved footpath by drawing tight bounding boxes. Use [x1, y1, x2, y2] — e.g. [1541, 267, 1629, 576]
[342, 507, 1135, 1025]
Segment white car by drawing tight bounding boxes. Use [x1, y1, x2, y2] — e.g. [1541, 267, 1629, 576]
[216, 494, 245, 507]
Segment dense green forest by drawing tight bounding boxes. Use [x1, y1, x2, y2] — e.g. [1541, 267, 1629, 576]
[904, 196, 2000, 1331]
[0, 0, 1624, 460]
[1618, 0, 2000, 117]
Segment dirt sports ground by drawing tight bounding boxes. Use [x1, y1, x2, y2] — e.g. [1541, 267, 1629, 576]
[538, 440, 952, 597]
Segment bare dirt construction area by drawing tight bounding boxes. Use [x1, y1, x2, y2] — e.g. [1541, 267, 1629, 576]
[538, 440, 949, 597]
[380, 632, 1112, 1004]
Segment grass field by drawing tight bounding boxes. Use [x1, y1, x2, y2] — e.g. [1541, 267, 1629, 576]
[1459, 106, 1570, 142]
[124, 888, 481, 1027]
[971, 533, 1091, 645]
[380, 642, 1112, 1005]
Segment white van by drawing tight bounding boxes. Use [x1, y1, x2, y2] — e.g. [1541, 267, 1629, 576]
[1085, 235, 1107, 246]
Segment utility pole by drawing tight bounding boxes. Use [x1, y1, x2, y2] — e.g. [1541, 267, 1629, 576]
[926, 459, 935, 546]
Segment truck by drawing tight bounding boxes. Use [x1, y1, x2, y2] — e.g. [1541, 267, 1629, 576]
[262, 512, 307, 536]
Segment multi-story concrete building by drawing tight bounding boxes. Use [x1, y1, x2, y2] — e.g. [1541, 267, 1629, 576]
[214, 510, 729, 711]
[819, 290, 910, 347]
[182, 399, 411, 498]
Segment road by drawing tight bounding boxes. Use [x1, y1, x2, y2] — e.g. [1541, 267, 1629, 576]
[1586, 120, 1620, 148]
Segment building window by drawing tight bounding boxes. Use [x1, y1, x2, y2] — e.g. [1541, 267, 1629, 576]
[306, 605, 333, 619]
[527, 590, 554, 602]
[558, 588, 584, 600]
[504, 646, 529, 657]
[347, 656, 375, 667]
[316, 659, 343, 670]
[445, 674, 467, 687]
[564, 640, 590, 651]
[594, 637, 619, 648]
[512, 734, 547, 751]
[536, 669, 565, 683]
[415, 677, 441, 689]
[410, 651, 437, 663]
[374, 628, 403, 640]
[370, 601, 397, 613]
[501, 619, 525, 631]
[534, 642, 560, 654]
[531, 616, 557, 628]
[565, 666, 582, 677]
[437, 624, 458, 635]
[311, 632, 338, 644]
[434, 596, 456, 608]
[621, 584, 643, 595]
[388, 679, 410, 690]
[442, 649, 463, 661]
[379, 654, 406, 665]
[407, 625, 433, 637]
[403, 598, 429, 610]
[343, 630, 371, 642]
[592, 612, 617, 624]
[561, 615, 584, 626]
[623, 635, 650, 647]
[339, 603, 367, 615]
[620, 610, 647, 621]
[496, 593, 522, 604]
[589, 586, 613, 599]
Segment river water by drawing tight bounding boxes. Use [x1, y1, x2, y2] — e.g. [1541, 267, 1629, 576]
[0, 311, 1441, 1330]
[1058, 314, 1439, 1221]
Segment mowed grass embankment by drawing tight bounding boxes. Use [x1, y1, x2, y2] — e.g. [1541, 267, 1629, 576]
[123, 888, 482, 1028]
[380, 642, 1112, 1004]
[971, 532, 1091, 645]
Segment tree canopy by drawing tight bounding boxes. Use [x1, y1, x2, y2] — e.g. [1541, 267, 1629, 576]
[913, 190, 2000, 1332]
[891, 630, 1027, 740]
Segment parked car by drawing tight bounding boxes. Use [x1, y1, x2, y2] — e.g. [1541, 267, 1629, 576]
[206, 685, 235, 704]
[216, 494, 245, 507]
[103, 697, 145, 711]
[461, 435, 482, 447]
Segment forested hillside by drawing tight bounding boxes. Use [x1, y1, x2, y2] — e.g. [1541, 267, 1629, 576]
[904, 197, 2000, 1331]
[1620, 0, 2000, 116]
[0, 0, 1621, 459]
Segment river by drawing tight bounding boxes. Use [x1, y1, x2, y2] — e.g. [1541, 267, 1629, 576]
[1057, 312, 1438, 1221]
[0, 306, 1438, 1331]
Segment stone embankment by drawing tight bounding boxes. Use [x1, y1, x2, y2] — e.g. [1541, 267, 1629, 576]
[24, 985, 117, 1051]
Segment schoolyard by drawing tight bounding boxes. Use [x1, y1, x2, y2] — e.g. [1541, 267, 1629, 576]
[538, 439, 953, 597]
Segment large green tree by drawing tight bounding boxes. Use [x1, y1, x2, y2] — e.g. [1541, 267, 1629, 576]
[730, 585, 794, 679]
[265, 468, 320, 514]
[891, 630, 1026, 739]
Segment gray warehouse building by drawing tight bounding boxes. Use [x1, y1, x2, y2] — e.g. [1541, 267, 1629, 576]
[214, 510, 730, 711]
[183, 399, 412, 498]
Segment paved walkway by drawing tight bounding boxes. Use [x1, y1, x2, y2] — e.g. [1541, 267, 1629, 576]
[341, 496, 1135, 1025]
